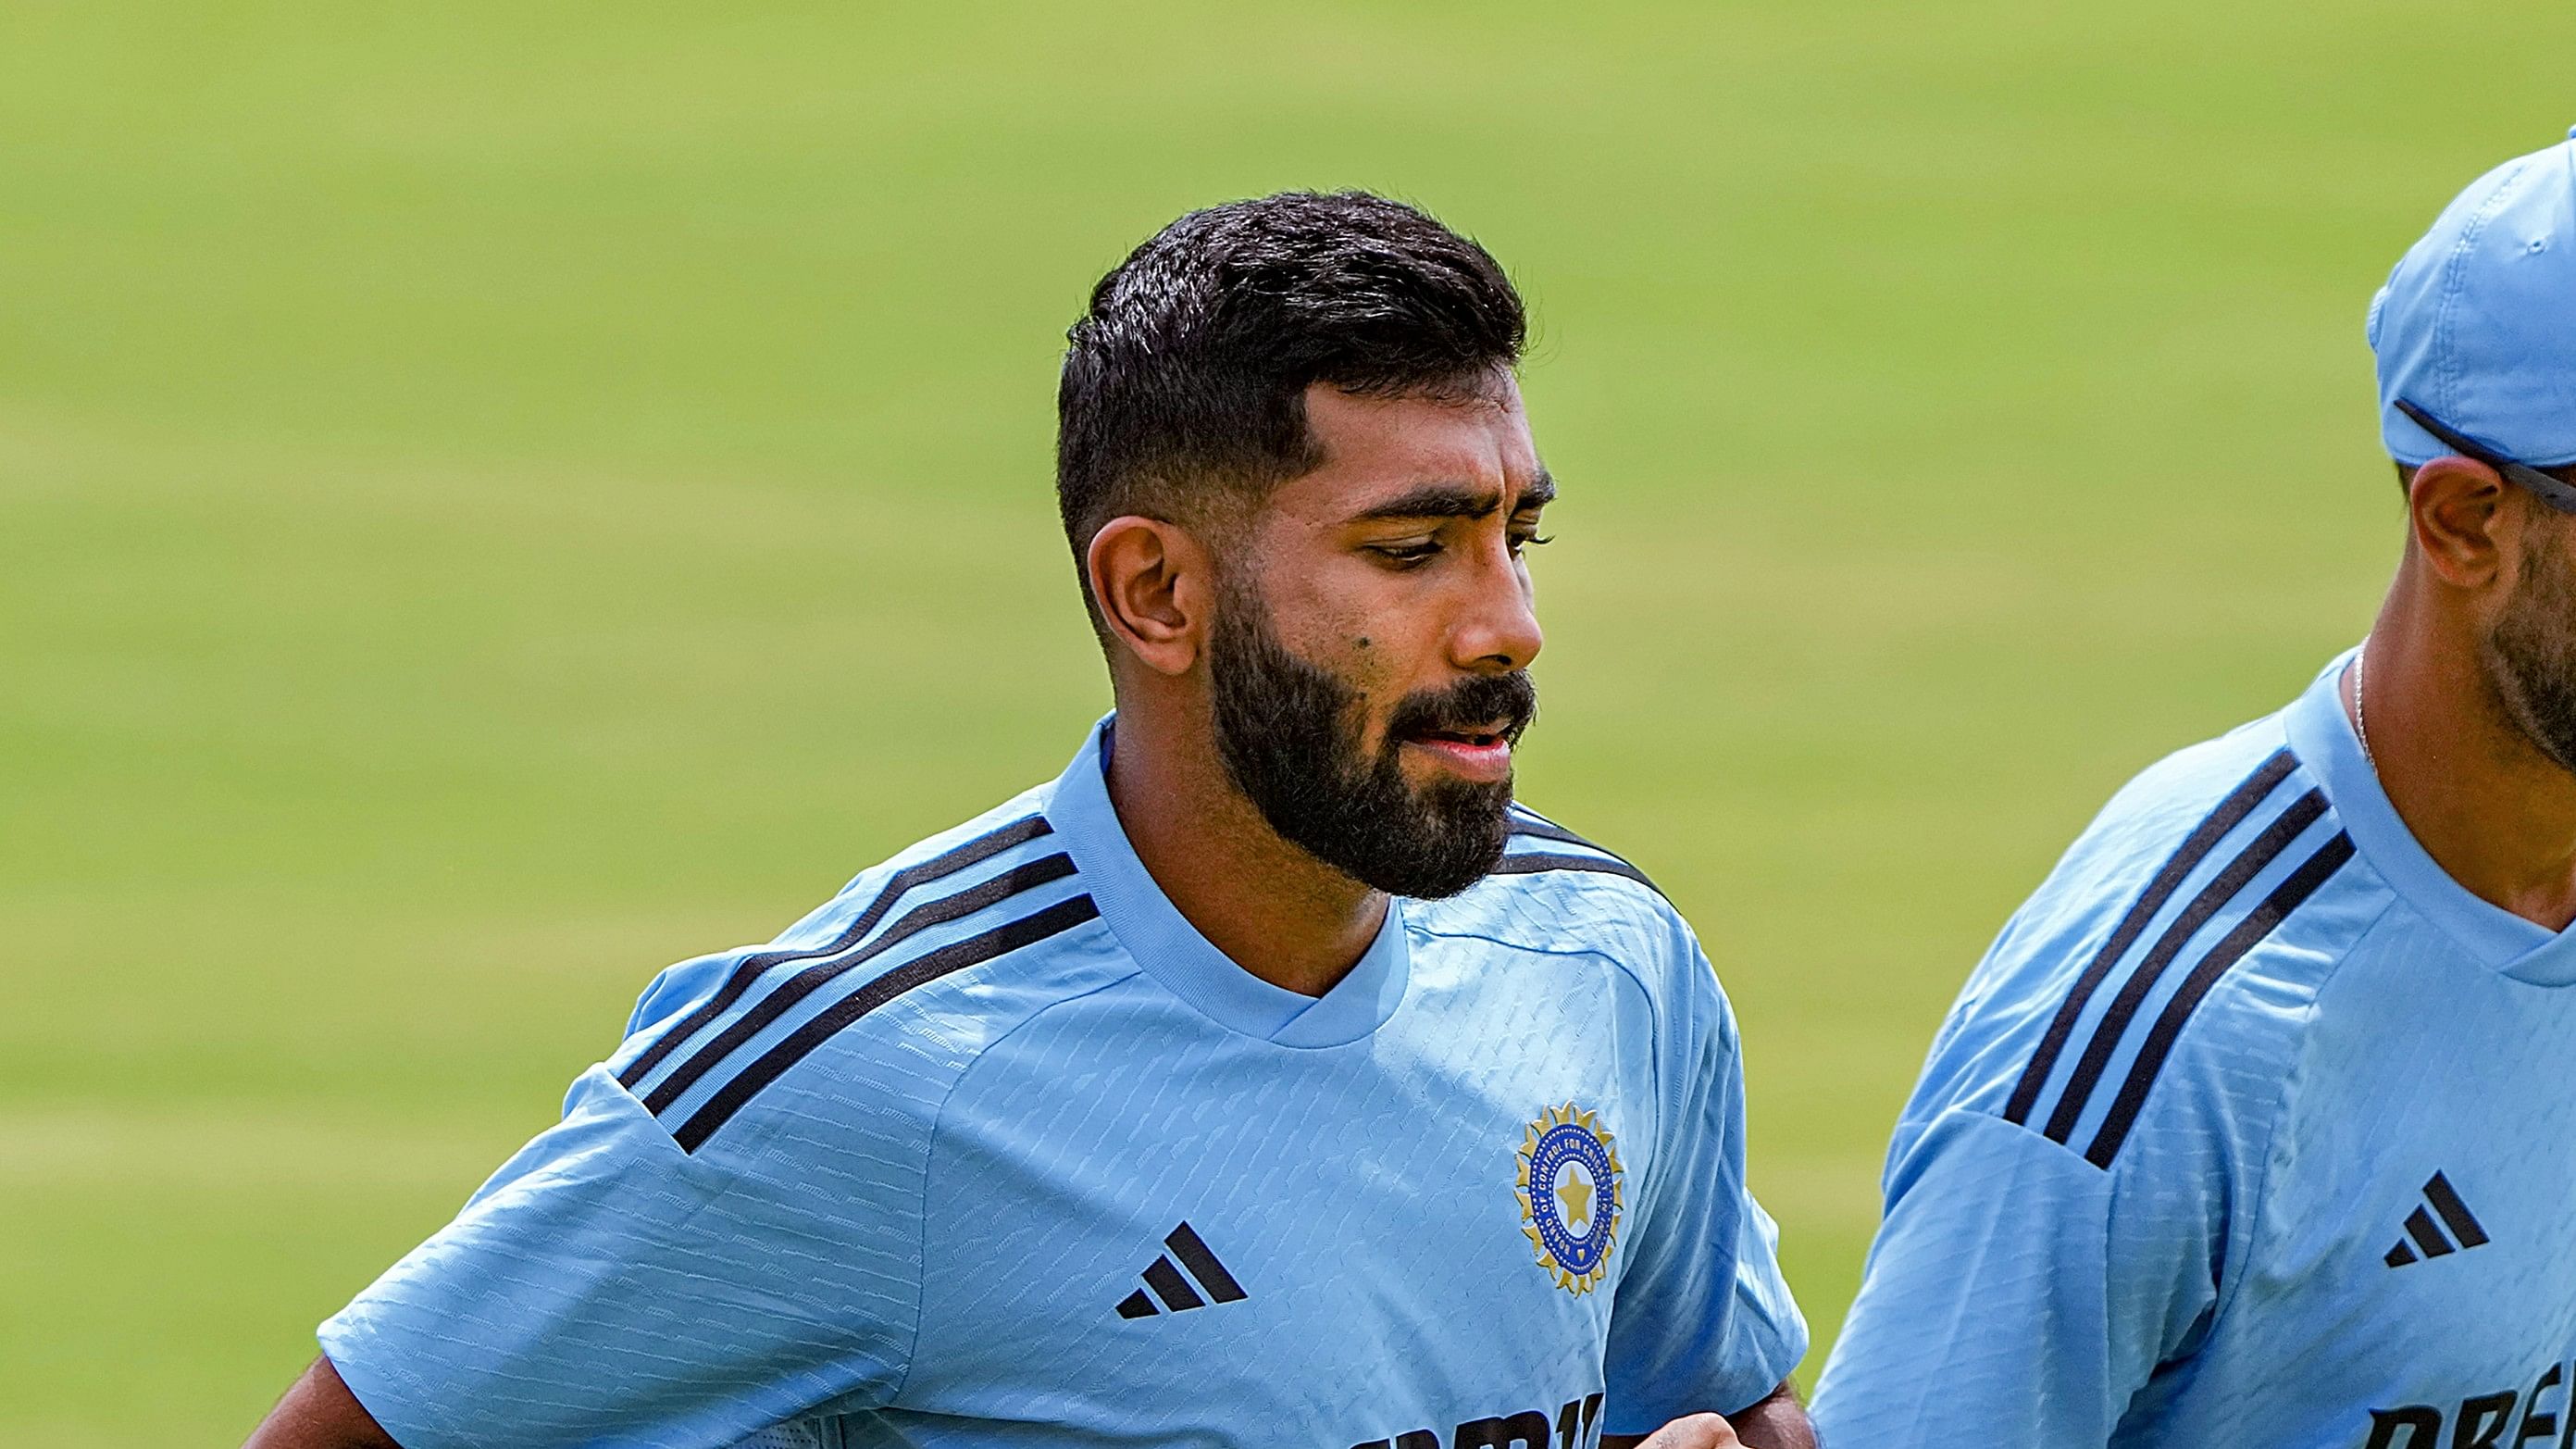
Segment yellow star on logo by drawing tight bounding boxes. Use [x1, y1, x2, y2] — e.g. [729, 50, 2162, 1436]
[1557, 1167, 1593, 1228]
[1517, 1103, 1624, 1295]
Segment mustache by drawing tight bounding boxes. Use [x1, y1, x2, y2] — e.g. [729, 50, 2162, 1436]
[1383, 671, 1538, 745]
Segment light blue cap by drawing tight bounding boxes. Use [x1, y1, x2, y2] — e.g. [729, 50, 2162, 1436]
[2369, 129, 2576, 468]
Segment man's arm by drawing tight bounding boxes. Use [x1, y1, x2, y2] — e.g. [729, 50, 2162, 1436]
[1602, 1381, 1816, 1449]
[243, 1356, 399, 1449]
[1718, 1382, 1817, 1449]
[276, 1063, 920, 1448]
[1811, 1105, 2222, 1445]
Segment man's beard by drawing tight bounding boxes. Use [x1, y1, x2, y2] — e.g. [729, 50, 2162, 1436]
[1207, 587, 1537, 899]
[2485, 535, 2576, 777]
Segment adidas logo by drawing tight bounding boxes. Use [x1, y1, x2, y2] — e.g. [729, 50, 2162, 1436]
[1114, 1221, 1247, 1318]
[2383, 1171, 2491, 1268]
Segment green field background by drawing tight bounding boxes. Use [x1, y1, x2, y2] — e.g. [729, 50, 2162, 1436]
[7, 2, 2574, 1441]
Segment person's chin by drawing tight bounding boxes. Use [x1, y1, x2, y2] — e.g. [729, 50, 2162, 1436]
[1388, 842, 1514, 900]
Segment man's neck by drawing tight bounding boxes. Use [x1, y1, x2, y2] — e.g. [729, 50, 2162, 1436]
[2357, 608, 2576, 931]
[1102, 708, 1388, 999]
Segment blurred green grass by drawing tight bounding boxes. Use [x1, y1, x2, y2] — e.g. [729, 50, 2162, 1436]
[6, 1, 2571, 1440]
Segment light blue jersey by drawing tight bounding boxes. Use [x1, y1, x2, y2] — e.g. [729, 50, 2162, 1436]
[319, 719, 1804, 1449]
[1813, 650, 2576, 1449]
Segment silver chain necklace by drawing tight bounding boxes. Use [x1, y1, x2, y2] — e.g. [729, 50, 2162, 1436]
[2353, 641, 2374, 766]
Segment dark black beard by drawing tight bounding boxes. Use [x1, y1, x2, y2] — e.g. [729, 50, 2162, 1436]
[1207, 588, 1537, 899]
[2486, 536, 2576, 777]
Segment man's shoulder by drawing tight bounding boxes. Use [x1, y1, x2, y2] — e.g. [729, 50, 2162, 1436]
[1974, 711, 2310, 1013]
[1414, 805, 1683, 943]
[621, 784, 1064, 1032]
[606, 781, 1130, 1159]
[1914, 710, 2384, 1168]
[1412, 805, 1715, 1017]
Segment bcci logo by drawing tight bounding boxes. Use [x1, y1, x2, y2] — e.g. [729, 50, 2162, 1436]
[1516, 1103, 1624, 1295]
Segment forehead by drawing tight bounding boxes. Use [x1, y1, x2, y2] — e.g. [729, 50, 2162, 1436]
[1265, 378, 1542, 522]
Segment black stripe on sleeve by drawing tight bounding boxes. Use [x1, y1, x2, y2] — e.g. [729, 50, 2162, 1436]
[672, 893, 1101, 1154]
[617, 815, 1052, 1091]
[2081, 832, 2353, 1168]
[643, 852, 1078, 1117]
[1508, 809, 1653, 878]
[1502, 807, 1661, 893]
[2039, 787, 2325, 1145]
[2002, 748, 2296, 1126]
[1506, 811, 1597, 851]
[1490, 851, 1661, 893]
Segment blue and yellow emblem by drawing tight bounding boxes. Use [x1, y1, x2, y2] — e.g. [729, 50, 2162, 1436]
[1516, 1103, 1624, 1295]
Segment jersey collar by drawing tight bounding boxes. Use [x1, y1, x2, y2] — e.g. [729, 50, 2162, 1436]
[1041, 715, 1412, 1045]
[2287, 646, 2576, 986]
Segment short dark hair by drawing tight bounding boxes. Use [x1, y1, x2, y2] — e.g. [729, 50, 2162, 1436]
[1056, 191, 1525, 616]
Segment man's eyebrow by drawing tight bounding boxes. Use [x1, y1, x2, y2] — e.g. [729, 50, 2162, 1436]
[1351, 472, 1556, 522]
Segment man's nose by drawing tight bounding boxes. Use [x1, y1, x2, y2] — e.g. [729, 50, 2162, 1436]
[1450, 549, 1543, 673]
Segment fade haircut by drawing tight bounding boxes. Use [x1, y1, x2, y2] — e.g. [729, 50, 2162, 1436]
[1056, 191, 1526, 624]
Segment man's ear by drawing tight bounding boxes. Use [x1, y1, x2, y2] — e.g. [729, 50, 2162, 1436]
[2408, 456, 2517, 593]
[1087, 515, 1216, 677]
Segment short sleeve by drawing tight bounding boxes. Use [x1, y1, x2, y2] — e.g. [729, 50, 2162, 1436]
[1809, 1104, 2224, 1446]
[1600, 927, 1809, 1434]
[317, 1065, 918, 1449]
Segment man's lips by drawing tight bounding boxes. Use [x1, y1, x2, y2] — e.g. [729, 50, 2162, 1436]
[1400, 726, 1515, 782]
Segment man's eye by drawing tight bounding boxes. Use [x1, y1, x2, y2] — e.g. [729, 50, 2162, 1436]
[1509, 531, 1555, 555]
[1369, 542, 1442, 566]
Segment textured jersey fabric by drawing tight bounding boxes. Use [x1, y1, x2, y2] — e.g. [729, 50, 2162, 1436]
[318, 718, 1805, 1449]
[1812, 649, 2576, 1449]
